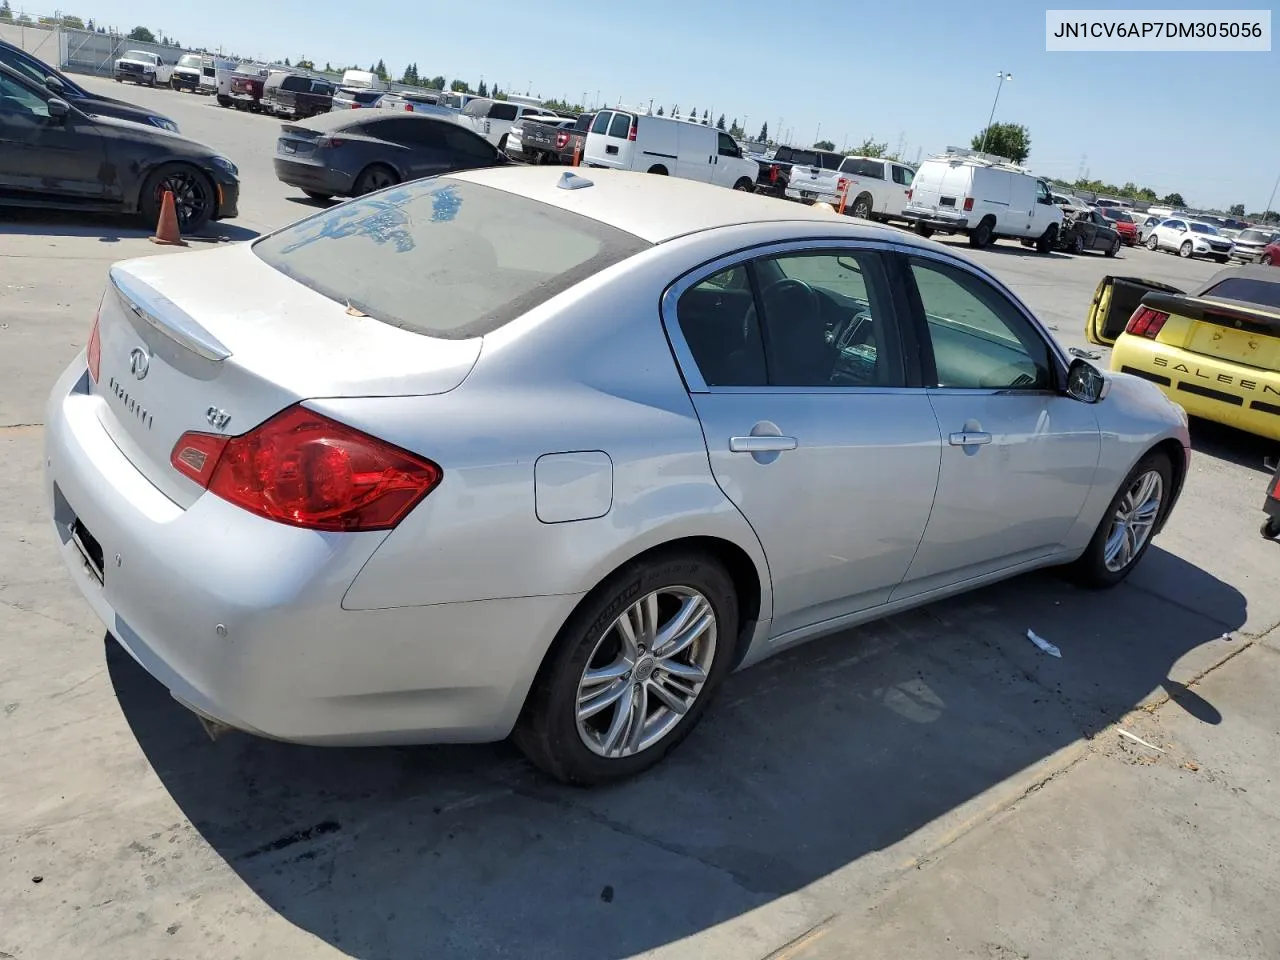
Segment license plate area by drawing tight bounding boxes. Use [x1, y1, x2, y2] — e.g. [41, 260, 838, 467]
[71, 517, 105, 585]
[801, 191, 816, 200]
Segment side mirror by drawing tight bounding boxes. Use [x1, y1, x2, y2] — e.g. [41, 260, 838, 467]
[1065, 357, 1109, 404]
[45, 74, 65, 93]
[46, 97, 70, 121]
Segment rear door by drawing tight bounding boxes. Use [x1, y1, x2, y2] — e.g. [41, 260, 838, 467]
[895, 251, 1100, 595]
[663, 241, 941, 638]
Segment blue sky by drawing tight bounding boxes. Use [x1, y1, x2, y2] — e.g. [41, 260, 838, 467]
[78, 0, 1277, 210]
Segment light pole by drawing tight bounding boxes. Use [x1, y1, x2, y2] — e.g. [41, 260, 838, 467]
[1265, 171, 1280, 224]
[979, 71, 1013, 156]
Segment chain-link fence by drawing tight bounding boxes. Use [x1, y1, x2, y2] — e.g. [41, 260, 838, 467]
[0, 15, 198, 76]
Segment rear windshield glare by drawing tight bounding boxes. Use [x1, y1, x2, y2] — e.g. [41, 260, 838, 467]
[1204, 277, 1280, 312]
[252, 179, 651, 340]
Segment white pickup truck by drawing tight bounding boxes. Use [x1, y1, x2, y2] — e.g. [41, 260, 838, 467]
[112, 50, 174, 88]
[785, 155, 917, 222]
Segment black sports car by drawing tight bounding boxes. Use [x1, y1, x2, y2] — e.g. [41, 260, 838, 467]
[0, 38, 179, 133]
[273, 111, 510, 201]
[0, 63, 238, 232]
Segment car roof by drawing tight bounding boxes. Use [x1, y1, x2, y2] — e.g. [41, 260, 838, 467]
[1195, 263, 1280, 297]
[445, 166, 921, 245]
[290, 110, 455, 133]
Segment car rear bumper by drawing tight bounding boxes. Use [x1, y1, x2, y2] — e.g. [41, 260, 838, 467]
[273, 157, 355, 196]
[901, 209, 971, 231]
[1111, 335, 1280, 441]
[1229, 249, 1265, 262]
[45, 361, 576, 745]
[785, 185, 839, 204]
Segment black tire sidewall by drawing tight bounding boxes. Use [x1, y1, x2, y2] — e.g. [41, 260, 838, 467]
[1073, 451, 1173, 588]
[355, 165, 398, 195]
[853, 196, 872, 219]
[514, 552, 740, 785]
[139, 162, 215, 233]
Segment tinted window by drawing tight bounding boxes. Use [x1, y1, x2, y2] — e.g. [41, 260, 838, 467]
[762, 251, 904, 387]
[891, 165, 914, 186]
[607, 112, 632, 138]
[590, 111, 611, 134]
[1189, 222, 1217, 234]
[0, 69, 50, 117]
[676, 267, 767, 387]
[841, 157, 884, 179]
[575, 114, 594, 132]
[443, 125, 499, 160]
[281, 75, 310, 91]
[717, 132, 738, 156]
[1163, 220, 1185, 230]
[490, 103, 518, 121]
[254, 179, 651, 340]
[1203, 277, 1280, 310]
[787, 150, 819, 167]
[909, 257, 1052, 390]
[371, 116, 448, 148]
[818, 152, 844, 170]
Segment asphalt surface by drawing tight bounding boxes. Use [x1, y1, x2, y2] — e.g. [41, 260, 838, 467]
[1, 77, 1278, 960]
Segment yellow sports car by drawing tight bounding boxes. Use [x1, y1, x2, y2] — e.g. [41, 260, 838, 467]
[1087, 266, 1280, 441]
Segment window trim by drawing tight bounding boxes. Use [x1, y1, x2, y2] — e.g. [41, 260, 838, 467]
[893, 247, 1067, 395]
[660, 238, 923, 395]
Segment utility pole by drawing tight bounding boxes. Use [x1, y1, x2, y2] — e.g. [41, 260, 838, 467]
[1265, 170, 1280, 223]
[979, 71, 1012, 156]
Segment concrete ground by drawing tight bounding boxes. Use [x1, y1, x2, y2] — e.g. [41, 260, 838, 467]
[1, 77, 1278, 960]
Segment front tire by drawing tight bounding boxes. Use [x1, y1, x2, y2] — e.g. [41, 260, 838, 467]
[1179, 240, 1193, 258]
[1070, 451, 1172, 588]
[1036, 223, 1058, 254]
[139, 162, 216, 234]
[513, 551, 739, 785]
[733, 178, 755, 192]
[1071, 233, 1085, 255]
[1105, 237, 1120, 258]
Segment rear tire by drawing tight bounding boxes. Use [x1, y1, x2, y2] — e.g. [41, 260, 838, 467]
[1105, 236, 1120, 258]
[968, 217, 995, 248]
[1264, 254, 1274, 266]
[217, 95, 232, 107]
[513, 551, 739, 785]
[1069, 451, 1172, 588]
[1262, 518, 1280, 539]
[646, 165, 668, 175]
[1036, 223, 1058, 254]
[733, 178, 754, 192]
[851, 193, 873, 220]
[353, 163, 400, 196]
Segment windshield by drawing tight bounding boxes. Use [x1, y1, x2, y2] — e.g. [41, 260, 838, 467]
[178, 54, 202, 68]
[1189, 223, 1218, 235]
[253, 179, 651, 340]
[125, 51, 155, 62]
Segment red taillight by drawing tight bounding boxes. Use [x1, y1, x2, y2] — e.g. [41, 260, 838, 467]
[906, 188, 913, 201]
[316, 136, 346, 149]
[627, 120, 637, 141]
[169, 405, 442, 532]
[769, 164, 779, 182]
[1125, 306, 1170, 339]
[837, 177, 849, 194]
[86, 308, 102, 383]
[555, 131, 570, 149]
[404, 103, 412, 112]
[962, 197, 974, 212]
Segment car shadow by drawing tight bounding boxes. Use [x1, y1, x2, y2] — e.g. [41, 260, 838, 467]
[110, 548, 1244, 960]
[1190, 418, 1277, 473]
[0, 209, 259, 243]
[286, 195, 340, 209]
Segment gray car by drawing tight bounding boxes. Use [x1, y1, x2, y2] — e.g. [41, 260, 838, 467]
[45, 169, 1190, 785]
[272, 110, 509, 200]
[1229, 227, 1280, 263]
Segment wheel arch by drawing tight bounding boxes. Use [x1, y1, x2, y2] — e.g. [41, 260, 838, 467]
[646, 164, 669, 175]
[1148, 436, 1188, 535]
[126, 157, 216, 214]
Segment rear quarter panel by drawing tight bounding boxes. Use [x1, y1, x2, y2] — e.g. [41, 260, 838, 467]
[321, 237, 772, 625]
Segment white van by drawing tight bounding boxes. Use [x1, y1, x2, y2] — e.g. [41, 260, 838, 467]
[340, 69, 386, 91]
[584, 109, 759, 191]
[901, 152, 1062, 252]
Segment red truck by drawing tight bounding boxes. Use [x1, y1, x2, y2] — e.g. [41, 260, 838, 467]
[228, 66, 269, 112]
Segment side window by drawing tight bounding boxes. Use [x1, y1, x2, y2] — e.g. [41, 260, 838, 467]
[0, 71, 50, 118]
[717, 132, 738, 157]
[590, 111, 612, 134]
[1037, 181, 1052, 202]
[676, 267, 767, 387]
[443, 125, 500, 160]
[607, 112, 632, 139]
[490, 103, 518, 122]
[757, 251, 904, 388]
[908, 257, 1052, 391]
[891, 166, 914, 186]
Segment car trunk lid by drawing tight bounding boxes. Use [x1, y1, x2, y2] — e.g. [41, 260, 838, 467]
[93, 245, 481, 507]
[1144, 291, 1280, 369]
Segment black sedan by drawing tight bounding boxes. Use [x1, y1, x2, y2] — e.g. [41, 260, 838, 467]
[0, 38, 179, 133]
[273, 111, 510, 201]
[1055, 206, 1122, 256]
[0, 64, 238, 233]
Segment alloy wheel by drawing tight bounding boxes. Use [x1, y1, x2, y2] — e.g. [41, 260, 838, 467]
[153, 170, 211, 231]
[575, 586, 717, 759]
[1104, 470, 1163, 572]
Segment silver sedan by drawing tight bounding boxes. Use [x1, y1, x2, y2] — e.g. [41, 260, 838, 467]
[46, 168, 1191, 784]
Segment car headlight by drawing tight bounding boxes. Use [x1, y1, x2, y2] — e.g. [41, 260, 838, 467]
[210, 156, 238, 178]
[148, 116, 179, 133]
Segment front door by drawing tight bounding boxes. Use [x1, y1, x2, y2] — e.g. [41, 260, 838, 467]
[894, 253, 1100, 599]
[0, 71, 105, 203]
[665, 244, 942, 640]
[711, 131, 742, 188]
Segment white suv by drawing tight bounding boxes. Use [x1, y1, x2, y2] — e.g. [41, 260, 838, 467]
[1144, 218, 1233, 262]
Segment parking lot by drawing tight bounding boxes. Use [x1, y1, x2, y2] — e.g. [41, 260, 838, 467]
[3, 76, 1280, 960]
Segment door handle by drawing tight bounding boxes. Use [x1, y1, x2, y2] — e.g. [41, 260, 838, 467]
[730, 435, 798, 453]
[949, 431, 992, 446]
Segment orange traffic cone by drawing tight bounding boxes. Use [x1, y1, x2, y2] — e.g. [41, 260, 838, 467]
[150, 190, 188, 247]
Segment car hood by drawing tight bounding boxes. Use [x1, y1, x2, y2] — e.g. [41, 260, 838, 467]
[76, 96, 175, 129]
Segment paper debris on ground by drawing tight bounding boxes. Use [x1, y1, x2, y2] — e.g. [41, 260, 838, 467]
[1117, 728, 1165, 752]
[1026, 629, 1062, 658]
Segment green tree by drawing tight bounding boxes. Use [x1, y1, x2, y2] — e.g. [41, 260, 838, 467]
[283, 57, 291, 66]
[688, 105, 696, 120]
[656, 106, 665, 116]
[477, 79, 489, 97]
[61, 14, 85, 28]
[324, 61, 333, 72]
[374, 59, 388, 80]
[430, 75, 446, 90]
[971, 121, 1030, 163]
[0, 2, 12, 21]
[492, 87, 506, 100]
[450, 78, 469, 92]
[716, 113, 725, 130]
[757, 121, 768, 141]
[729, 119, 743, 138]
[1136, 186, 1158, 202]
[1228, 203, 1245, 217]
[849, 137, 888, 157]
[814, 139, 836, 151]
[1162, 192, 1186, 207]
[127, 26, 156, 42]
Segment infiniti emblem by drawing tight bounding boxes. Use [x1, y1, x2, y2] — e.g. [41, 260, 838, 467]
[128, 346, 150, 380]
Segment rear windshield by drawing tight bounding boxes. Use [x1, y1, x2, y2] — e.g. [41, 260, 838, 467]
[840, 157, 885, 178]
[280, 75, 310, 91]
[1203, 277, 1280, 311]
[352, 90, 382, 105]
[253, 179, 651, 340]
